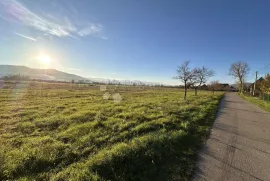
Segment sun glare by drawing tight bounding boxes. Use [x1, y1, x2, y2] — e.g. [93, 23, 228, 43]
[38, 54, 51, 65]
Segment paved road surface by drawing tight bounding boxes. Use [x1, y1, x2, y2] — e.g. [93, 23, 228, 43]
[193, 93, 270, 181]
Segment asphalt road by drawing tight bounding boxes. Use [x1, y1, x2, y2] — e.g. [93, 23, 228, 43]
[193, 92, 270, 181]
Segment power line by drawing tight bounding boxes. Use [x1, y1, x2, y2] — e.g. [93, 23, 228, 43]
[257, 63, 270, 73]
[249, 63, 270, 79]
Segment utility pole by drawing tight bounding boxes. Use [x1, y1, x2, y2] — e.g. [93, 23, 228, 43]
[252, 71, 258, 96]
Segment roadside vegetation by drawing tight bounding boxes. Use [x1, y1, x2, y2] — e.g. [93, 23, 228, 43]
[0, 81, 223, 180]
[240, 95, 270, 112]
[240, 73, 270, 112]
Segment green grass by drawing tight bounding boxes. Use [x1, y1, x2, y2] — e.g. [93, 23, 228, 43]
[0, 81, 223, 181]
[240, 94, 270, 112]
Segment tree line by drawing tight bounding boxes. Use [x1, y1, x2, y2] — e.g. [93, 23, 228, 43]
[174, 60, 269, 100]
[1, 74, 30, 81]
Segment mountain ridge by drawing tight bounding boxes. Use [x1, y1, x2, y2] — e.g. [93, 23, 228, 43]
[0, 65, 86, 81]
[0, 65, 165, 85]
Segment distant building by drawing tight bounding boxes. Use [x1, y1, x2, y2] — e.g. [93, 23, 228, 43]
[200, 84, 208, 90]
[196, 83, 249, 91]
[219, 83, 230, 91]
[249, 75, 270, 95]
[249, 77, 265, 96]
[229, 86, 237, 92]
[229, 82, 252, 92]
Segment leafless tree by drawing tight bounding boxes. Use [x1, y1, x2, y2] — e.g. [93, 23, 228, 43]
[173, 61, 195, 100]
[192, 67, 214, 96]
[229, 61, 249, 94]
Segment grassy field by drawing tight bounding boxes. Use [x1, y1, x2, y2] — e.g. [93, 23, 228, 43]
[0, 81, 223, 181]
[240, 94, 270, 112]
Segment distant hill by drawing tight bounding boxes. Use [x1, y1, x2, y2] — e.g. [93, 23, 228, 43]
[0, 65, 86, 81]
[0, 65, 165, 86]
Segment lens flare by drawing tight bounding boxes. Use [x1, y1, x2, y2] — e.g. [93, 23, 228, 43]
[38, 54, 51, 65]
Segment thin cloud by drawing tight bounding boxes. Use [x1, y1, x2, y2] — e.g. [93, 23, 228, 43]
[78, 24, 103, 37]
[14, 32, 36, 41]
[0, 0, 106, 39]
[101, 36, 108, 40]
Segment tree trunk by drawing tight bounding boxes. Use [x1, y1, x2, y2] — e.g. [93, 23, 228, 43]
[240, 80, 243, 94]
[184, 82, 187, 100]
[242, 81, 244, 94]
[195, 87, 198, 96]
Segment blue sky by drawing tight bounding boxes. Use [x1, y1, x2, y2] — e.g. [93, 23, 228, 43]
[0, 0, 270, 85]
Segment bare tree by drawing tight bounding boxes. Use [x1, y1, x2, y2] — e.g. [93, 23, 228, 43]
[229, 61, 249, 94]
[173, 61, 195, 100]
[192, 67, 214, 96]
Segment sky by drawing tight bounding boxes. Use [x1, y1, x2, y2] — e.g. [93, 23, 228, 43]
[0, 0, 270, 85]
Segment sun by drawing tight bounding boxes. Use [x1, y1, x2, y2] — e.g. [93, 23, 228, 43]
[38, 54, 51, 65]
